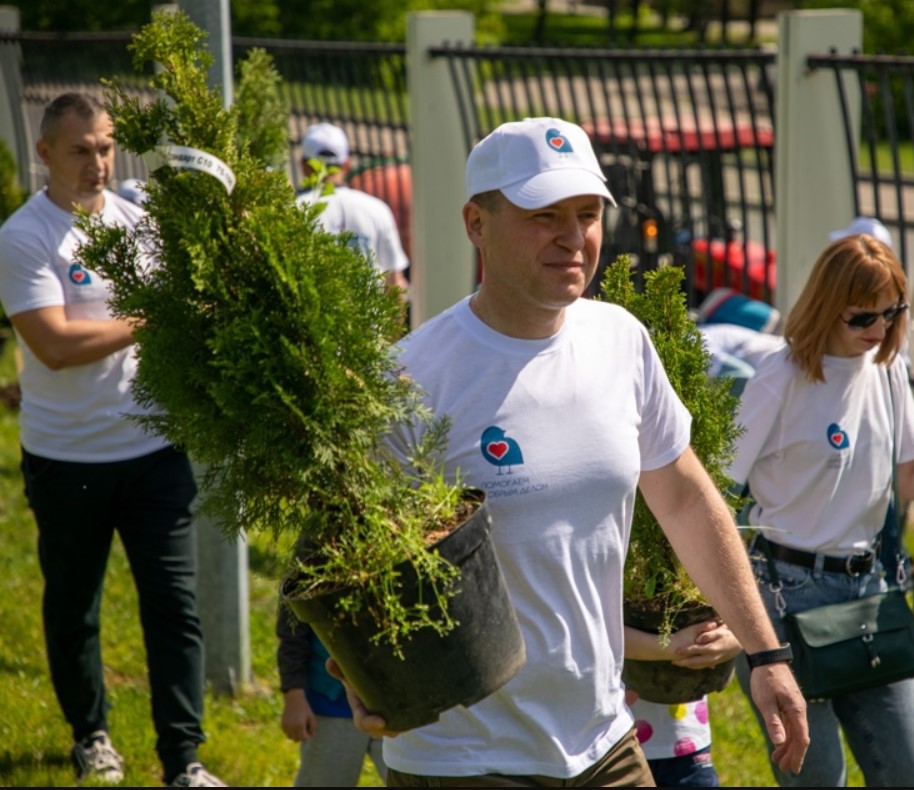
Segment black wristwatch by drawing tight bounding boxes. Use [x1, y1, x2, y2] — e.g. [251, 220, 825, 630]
[746, 643, 793, 669]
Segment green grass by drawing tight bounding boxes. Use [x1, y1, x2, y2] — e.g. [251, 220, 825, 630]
[0, 334, 873, 787]
[861, 141, 914, 174]
[500, 8, 777, 49]
[0, 336, 384, 787]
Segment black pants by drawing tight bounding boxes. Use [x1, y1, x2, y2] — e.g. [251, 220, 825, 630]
[21, 445, 204, 778]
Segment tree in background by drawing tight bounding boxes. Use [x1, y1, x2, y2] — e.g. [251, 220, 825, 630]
[0, 138, 26, 329]
[6, 0, 505, 42]
[0, 139, 26, 224]
[11, 0, 152, 32]
[801, 0, 914, 55]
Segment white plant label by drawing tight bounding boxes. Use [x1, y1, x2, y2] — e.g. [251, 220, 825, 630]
[146, 145, 236, 194]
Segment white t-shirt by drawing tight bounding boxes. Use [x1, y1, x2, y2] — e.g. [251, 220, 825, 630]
[728, 345, 914, 553]
[297, 185, 409, 275]
[699, 323, 784, 376]
[0, 189, 166, 462]
[631, 697, 712, 760]
[382, 296, 692, 778]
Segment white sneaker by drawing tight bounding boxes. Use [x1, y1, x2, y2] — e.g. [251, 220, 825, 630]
[169, 762, 228, 787]
[71, 730, 125, 784]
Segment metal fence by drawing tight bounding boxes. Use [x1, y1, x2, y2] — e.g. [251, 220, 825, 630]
[4, 30, 914, 307]
[432, 43, 777, 303]
[807, 52, 914, 269]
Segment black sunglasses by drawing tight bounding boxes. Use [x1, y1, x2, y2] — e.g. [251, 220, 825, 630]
[840, 303, 909, 330]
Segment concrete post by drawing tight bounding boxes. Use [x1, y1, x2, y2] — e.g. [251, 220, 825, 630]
[176, 0, 250, 695]
[406, 12, 475, 326]
[0, 6, 30, 192]
[178, 0, 233, 106]
[190, 462, 251, 696]
[775, 10, 862, 314]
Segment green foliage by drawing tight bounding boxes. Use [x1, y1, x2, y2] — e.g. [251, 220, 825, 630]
[13, 0, 153, 32]
[599, 257, 744, 641]
[234, 48, 290, 169]
[0, 138, 27, 326]
[76, 9, 466, 652]
[801, 0, 913, 55]
[0, 138, 26, 224]
[12, 0, 507, 43]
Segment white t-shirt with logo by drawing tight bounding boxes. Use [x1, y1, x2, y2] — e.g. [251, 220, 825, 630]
[382, 295, 692, 778]
[729, 345, 914, 553]
[0, 189, 166, 462]
[297, 185, 408, 275]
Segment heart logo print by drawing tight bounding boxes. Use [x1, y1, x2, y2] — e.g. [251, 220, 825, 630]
[479, 426, 525, 473]
[545, 128, 574, 154]
[826, 423, 849, 449]
[487, 441, 509, 460]
[69, 263, 92, 286]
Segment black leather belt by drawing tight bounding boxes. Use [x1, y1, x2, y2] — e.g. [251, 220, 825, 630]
[761, 538, 876, 576]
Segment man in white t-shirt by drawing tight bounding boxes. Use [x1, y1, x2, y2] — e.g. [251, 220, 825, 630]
[296, 123, 409, 302]
[332, 117, 809, 786]
[0, 93, 224, 788]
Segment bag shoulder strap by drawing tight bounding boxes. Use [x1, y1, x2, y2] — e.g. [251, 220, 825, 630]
[885, 364, 907, 588]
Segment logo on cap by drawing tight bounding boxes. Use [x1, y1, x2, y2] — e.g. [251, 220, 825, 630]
[546, 128, 574, 153]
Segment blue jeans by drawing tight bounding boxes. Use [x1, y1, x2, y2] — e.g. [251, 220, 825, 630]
[648, 745, 719, 787]
[737, 545, 914, 786]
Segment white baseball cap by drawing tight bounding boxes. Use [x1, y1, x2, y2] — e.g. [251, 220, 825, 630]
[301, 122, 350, 166]
[828, 216, 893, 250]
[465, 117, 615, 209]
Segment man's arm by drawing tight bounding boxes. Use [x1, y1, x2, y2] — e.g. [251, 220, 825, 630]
[10, 305, 136, 370]
[638, 446, 809, 774]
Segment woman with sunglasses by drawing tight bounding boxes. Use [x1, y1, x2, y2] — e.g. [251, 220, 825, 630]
[728, 232, 914, 786]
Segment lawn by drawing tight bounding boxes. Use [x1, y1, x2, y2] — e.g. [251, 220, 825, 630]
[0, 335, 384, 787]
[0, 332, 868, 787]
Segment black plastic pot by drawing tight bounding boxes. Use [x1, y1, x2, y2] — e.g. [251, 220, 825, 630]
[281, 489, 526, 731]
[622, 601, 736, 704]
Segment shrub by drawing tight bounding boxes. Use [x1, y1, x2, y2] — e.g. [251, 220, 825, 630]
[599, 256, 744, 641]
[76, 9, 465, 653]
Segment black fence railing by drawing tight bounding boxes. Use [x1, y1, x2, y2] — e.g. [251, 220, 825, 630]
[807, 52, 914, 270]
[6, 31, 914, 305]
[2, 31, 415, 255]
[234, 38, 411, 254]
[432, 43, 778, 304]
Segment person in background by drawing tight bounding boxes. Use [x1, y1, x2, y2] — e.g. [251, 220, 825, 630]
[116, 177, 148, 207]
[276, 605, 387, 787]
[729, 232, 914, 786]
[0, 92, 225, 788]
[296, 122, 410, 304]
[626, 621, 742, 787]
[694, 287, 785, 397]
[828, 215, 894, 249]
[330, 116, 809, 787]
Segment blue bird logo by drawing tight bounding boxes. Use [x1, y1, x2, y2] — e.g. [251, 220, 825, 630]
[480, 426, 524, 474]
[545, 128, 574, 153]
